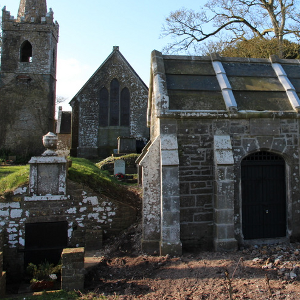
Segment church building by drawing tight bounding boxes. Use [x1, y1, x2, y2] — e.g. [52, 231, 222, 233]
[70, 46, 149, 158]
[0, 0, 59, 157]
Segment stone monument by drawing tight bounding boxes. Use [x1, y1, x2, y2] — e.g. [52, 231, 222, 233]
[114, 159, 125, 175]
[117, 137, 136, 154]
[25, 132, 69, 201]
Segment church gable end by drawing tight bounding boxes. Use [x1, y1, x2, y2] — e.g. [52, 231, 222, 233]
[70, 47, 149, 158]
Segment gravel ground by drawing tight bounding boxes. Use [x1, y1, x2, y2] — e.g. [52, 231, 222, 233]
[84, 223, 300, 300]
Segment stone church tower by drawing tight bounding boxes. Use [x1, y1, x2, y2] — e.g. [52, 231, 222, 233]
[0, 0, 59, 157]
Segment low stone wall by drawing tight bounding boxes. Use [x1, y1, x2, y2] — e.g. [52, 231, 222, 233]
[0, 180, 137, 281]
[61, 248, 85, 291]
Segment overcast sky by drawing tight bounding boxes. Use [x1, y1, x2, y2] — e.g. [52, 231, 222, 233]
[6, 0, 203, 110]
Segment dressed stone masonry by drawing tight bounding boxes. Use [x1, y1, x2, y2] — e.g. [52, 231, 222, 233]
[138, 51, 300, 255]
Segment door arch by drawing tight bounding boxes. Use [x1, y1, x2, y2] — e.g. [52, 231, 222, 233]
[241, 151, 286, 240]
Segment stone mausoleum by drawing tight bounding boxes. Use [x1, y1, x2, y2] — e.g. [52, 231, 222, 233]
[70, 46, 149, 158]
[138, 51, 300, 256]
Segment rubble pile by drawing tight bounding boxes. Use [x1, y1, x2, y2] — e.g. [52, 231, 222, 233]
[246, 243, 300, 281]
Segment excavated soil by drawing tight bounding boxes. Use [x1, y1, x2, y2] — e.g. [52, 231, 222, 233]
[84, 222, 300, 299]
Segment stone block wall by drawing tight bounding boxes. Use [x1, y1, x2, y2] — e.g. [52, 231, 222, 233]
[231, 118, 300, 243]
[177, 120, 214, 250]
[177, 117, 300, 250]
[0, 74, 56, 156]
[0, 7, 58, 157]
[0, 180, 137, 280]
[61, 248, 85, 291]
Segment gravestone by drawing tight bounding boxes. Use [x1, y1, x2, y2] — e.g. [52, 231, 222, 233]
[114, 159, 125, 175]
[118, 137, 136, 154]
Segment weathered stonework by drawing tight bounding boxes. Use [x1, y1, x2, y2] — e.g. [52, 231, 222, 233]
[0, 1, 59, 156]
[139, 51, 300, 255]
[70, 47, 149, 158]
[0, 179, 137, 282]
[61, 248, 85, 291]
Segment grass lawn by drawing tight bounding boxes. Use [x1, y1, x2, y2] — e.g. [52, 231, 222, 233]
[0, 165, 28, 178]
[0, 165, 29, 196]
[0, 156, 138, 199]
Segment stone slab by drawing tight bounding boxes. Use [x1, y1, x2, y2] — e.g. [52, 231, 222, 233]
[222, 62, 276, 77]
[114, 159, 125, 175]
[118, 137, 136, 154]
[168, 90, 225, 110]
[164, 60, 215, 76]
[166, 74, 221, 91]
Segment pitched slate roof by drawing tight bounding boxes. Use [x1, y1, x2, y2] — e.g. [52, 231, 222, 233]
[149, 51, 300, 114]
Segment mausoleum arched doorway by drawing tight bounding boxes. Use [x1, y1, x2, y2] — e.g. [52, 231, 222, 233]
[241, 151, 286, 240]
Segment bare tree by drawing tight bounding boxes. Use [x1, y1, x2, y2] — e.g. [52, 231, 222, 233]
[56, 96, 68, 104]
[162, 0, 300, 57]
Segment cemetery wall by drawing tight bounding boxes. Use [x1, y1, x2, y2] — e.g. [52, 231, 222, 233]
[0, 180, 137, 281]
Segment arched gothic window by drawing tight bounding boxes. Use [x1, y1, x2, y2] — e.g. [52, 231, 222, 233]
[20, 41, 33, 62]
[120, 87, 130, 126]
[99, 79, 130, 127]
[109, 79, 120, 126]
[99, 87, 109, 126]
